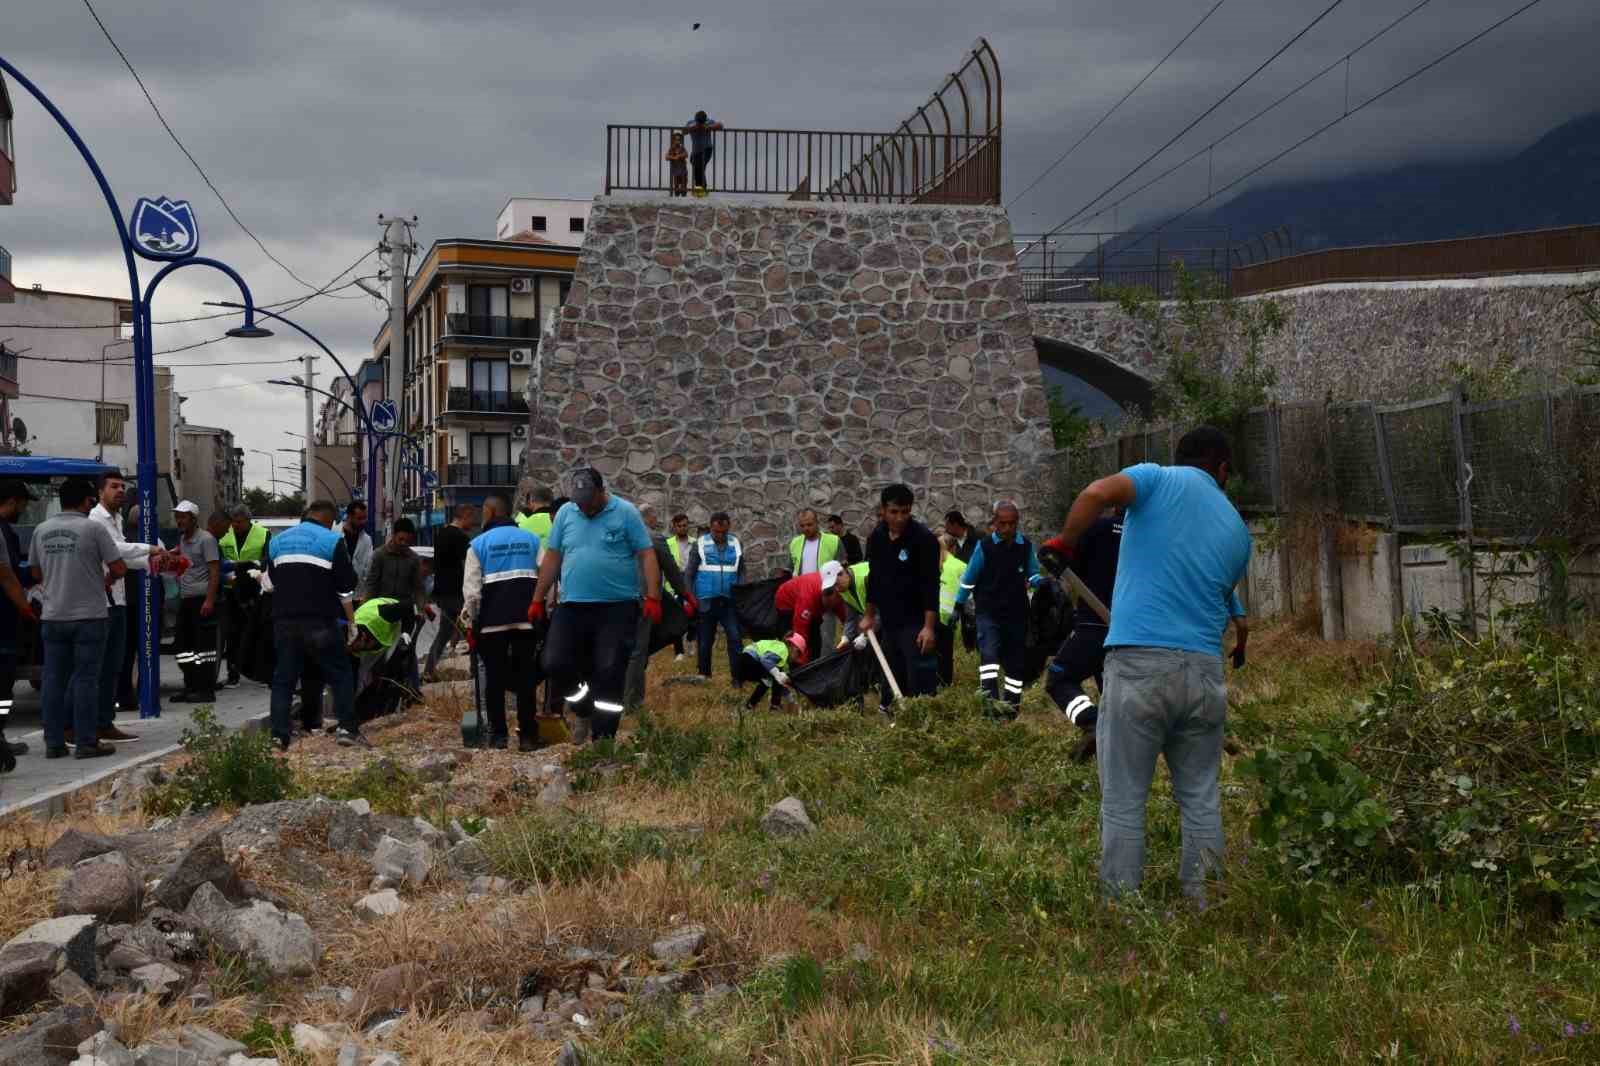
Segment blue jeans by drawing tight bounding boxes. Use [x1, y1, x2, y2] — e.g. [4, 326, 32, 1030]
[271, 618, 354, 741]
[695, 596, 741, 680]
[975, 613, 1027, 705]
[99, 605, 127, 729]
[42, 619, 109, 750]
[1097, 647, 1227, 901]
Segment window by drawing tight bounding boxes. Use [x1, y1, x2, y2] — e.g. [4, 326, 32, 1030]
[530, 216, 547, 232]
[469, 432, 511, 479]
[470, 358, 509, 401]
[466, 285, 509, 319]
[95, 403, 128, 446]
[559, 278, 572, 307]
[569, 217, 585, 234]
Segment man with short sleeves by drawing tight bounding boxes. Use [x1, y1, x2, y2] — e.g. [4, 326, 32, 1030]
[1044, 426, 1252, 902]
[31, 478, 127, 759]
[530, 469, 660, 745]
[171, 501, 222, 704]
[267, 500, 360, 749]
[861, 483, 941, 703]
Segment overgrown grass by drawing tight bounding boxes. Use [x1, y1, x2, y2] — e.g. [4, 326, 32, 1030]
[143, 707, 294, 815]
[298, 757, 421, 815]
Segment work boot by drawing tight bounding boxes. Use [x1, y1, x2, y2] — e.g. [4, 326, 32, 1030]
[100, 726, 141, 743]
[75, 741, 116, 760]
[517, 735, 541, 753]
[490, 735, 509, 750]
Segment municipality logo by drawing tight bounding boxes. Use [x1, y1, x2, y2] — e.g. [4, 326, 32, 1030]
[130, 197, 200, 260]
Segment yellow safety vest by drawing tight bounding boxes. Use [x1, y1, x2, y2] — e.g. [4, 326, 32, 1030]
[939, 555, 965, 625]
[516, 511, 552, 540]
[354, 597, 401, 648]
[219, 523, 268, 563]
[788, 533, 840, 574]
[840, 562, 870, 616]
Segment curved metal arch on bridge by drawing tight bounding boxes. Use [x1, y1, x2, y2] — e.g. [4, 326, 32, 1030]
[1032, 335, 1156, 416]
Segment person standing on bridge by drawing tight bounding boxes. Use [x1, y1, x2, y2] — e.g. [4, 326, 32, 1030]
[33, 477, 126, 760]
[685, 110, 723, 197]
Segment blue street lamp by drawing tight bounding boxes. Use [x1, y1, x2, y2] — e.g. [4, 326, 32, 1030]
[0, 54, 271, 721]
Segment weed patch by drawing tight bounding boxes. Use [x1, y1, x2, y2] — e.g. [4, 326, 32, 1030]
[478, 810, 678, 885]
[143, 707, 293, 815]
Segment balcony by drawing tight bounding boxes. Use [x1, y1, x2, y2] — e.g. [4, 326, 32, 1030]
[0, 243, 11, 304]
[445, 314, 539, 340]
[0, 346, 15, 399]
[445, 388, 528, 415]
[446, 463, 518, 487]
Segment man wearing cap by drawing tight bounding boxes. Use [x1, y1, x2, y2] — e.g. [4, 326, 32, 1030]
[266, 499, 360, 748]
[529, 469, 660, 745]
[683, 511, 744, 683]
[88, 470, 158, 739]
[774, 561, 846, 664]
[171, 501, 222, 704]
[31, 477, 127, 759]
[622, 503, 693, 713]
[0, 480, 38, 768]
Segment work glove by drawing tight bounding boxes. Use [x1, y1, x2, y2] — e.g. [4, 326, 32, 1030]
[683, 595, 697, 619]
[770, 669, 790, 687]
[852, 634, 868, 651]
[527, 600, 547, 625]
[1231, 646, 1247, 670]
[425, 604, 437, 621]
[464, 627, 477, 652]
[16, 601, 35, 625]
[642, 596, 663, 625]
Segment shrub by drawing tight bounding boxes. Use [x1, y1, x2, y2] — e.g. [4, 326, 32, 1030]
[1238, 737, 1393, 880]
[143, 707, 293, 815]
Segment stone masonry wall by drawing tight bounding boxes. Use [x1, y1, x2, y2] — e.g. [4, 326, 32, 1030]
[526, 199, 1052, 571]
[1029, 270, 1600, 402]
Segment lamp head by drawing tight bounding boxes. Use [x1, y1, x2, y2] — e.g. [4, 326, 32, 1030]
[225, 324, 274, 339]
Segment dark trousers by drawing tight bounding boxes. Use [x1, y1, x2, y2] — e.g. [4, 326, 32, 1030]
[1047, 622, 1108, 729]
[935, 621, 955, 688]
[977, 613, 1027, 707]
[41, 619, 107, 750]
[271, 618, 354, 741]
[543, 601, 639, 741]
[223, 594, 250, 682]
[425, 592, 463, 677]
[98, 605, 127, 729]
[176, 596, 219, 698]
[119, 577, 138, 709]
[479, 628, 539, 740]
[734, 653, 785, 709]
[0, 638, 18, 762]
[878, 619, 938, 703]
[696, 596, 741, 681]
[691, 146, 714, 188]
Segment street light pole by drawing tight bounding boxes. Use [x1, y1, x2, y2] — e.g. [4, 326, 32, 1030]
[303, 354, 316, 500]
[378, 215, 414, 534]
[247, 448, 276, 497]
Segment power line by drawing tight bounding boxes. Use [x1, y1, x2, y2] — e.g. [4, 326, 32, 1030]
[1006, 0, 1229, 210]
[1030, 0, 1349, 248]
[80, 0, 322, 292]
[1071, 0, 1436, 236]
[1110, 0, 1551, 259]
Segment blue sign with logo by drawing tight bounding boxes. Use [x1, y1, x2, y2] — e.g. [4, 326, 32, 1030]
[422, 470, 439, 490]
[129, 197, 199, 260]
[370, 399, 398, 431]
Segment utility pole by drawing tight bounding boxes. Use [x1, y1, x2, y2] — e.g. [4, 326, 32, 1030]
[303, 353, 317, 500]
[378, 214, 415, 533]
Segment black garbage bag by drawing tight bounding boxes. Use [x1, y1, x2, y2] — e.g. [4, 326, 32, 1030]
[788, 648, 878, 708]
[1024, 579, 1074, 685]
[240, 593, 277, 685]
[648, 593, 690, 654]
[732, 577, 785, 639]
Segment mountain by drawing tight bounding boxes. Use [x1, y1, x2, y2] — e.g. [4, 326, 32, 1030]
[1134, 112, 1600, 258]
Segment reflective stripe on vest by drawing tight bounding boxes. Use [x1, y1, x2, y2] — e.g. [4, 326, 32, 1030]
[693, 534, 742, 601]
[220, 523, 268, 563]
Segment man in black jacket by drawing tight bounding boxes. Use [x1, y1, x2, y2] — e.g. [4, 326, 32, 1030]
[954, 501, 1044, 718]
[860, 483, 940, 704]
[827, 514, 863, 565]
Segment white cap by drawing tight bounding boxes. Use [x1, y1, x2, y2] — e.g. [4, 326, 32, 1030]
[819, 560, 845, 587]
[173, 500, 200, 515]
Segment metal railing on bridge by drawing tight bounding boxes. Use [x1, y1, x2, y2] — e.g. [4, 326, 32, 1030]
[1015, 229, 1231, 302]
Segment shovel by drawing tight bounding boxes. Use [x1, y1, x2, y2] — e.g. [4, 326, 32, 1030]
[460, 635, 485, 748]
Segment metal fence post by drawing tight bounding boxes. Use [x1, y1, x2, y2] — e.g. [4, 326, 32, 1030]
[1371, 405, 1400, 531]
[1449, 383, 1476, 631]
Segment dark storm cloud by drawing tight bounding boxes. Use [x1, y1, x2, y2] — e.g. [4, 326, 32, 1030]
[3, 0, 1594, 484]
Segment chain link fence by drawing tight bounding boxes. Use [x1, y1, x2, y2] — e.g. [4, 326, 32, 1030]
[1042, 384, 1600, 541]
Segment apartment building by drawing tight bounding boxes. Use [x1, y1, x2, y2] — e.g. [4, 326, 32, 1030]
[371, 232, 579, 515]
[494, 197, 591, 244]
[177, 424, 243, 514]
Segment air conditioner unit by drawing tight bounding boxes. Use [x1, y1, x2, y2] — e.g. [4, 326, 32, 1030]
[512, 425, 528, 440]
[508, 348, 532, 365]
[510, 277, 534, 294]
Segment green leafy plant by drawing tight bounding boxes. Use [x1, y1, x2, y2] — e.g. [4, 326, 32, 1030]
[238, 1015, 293, 1055]
[143, 707, 293, 815]
[1239, 736, 1394, 880]
[1046, 387, 1095, 450]
[302, 757, 420, 815]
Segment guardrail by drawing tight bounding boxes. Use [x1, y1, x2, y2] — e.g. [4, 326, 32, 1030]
[446, 388, 527, 415]
[445, 463, 518, 486]
[444, 313, 540, 340]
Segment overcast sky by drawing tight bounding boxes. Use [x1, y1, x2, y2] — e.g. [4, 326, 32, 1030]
[3, 0, 1595, 491]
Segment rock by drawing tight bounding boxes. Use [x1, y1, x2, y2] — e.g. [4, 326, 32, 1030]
[44, 830, 123, 871]
[555, 1040, 583, 1066]
[151, 831, 240, 912]
[537, 769, 572, 806]
[0, 941, 64, 1018]
[335, 1043, 359, 1066]
[443, 839, 489, 878]
[125, 910, 205, 966]
[131, 1048, 193, 1066]
[355, 890, 408, 920]
[58, 853, 143, 923]
[4, 916, 99, 985]
[221, 797, 374, 855]
[128, 963, 186, 998]
[184, 882, 235, 929]
[414, 752, 457, 782]
[0, 1004, 102, 1065]
[186, 983, 213, 1010]
[226, 1057, 278, 1066]
[760, 796, 815, 837]
[206, 902, 319, 977]
[104, 940, 160, 974]
[346, 798, 372, 817]
[635, 973, 688, 1001]
[366, 1055, 402, 1066]
[649, 924, 707, 962]
[371, 836, 430, 888]
[74, 1031, 134, 1066]
[178, 1026, 246, 1061]
[366, 1016, 403, 1040]
[95, 765, 166, 816]
[466, 876, 511, 895]
[351, 962, 437, 1026]
[50, 968, 95, 1006]
[290, 1023, 335, 1053]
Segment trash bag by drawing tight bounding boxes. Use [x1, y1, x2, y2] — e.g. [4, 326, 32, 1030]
[648, 593, 690, 654]
[239, 593, 277, 685]
[788, 648, 878, 708]
[356, 616, 424, 723]
[1024, 578, 1074, 685]
[732, 577, 785, 639]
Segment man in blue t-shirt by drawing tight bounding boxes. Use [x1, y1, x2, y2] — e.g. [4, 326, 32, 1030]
[1044, 426, 1252, 903]
[529, 468, 660, 744]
